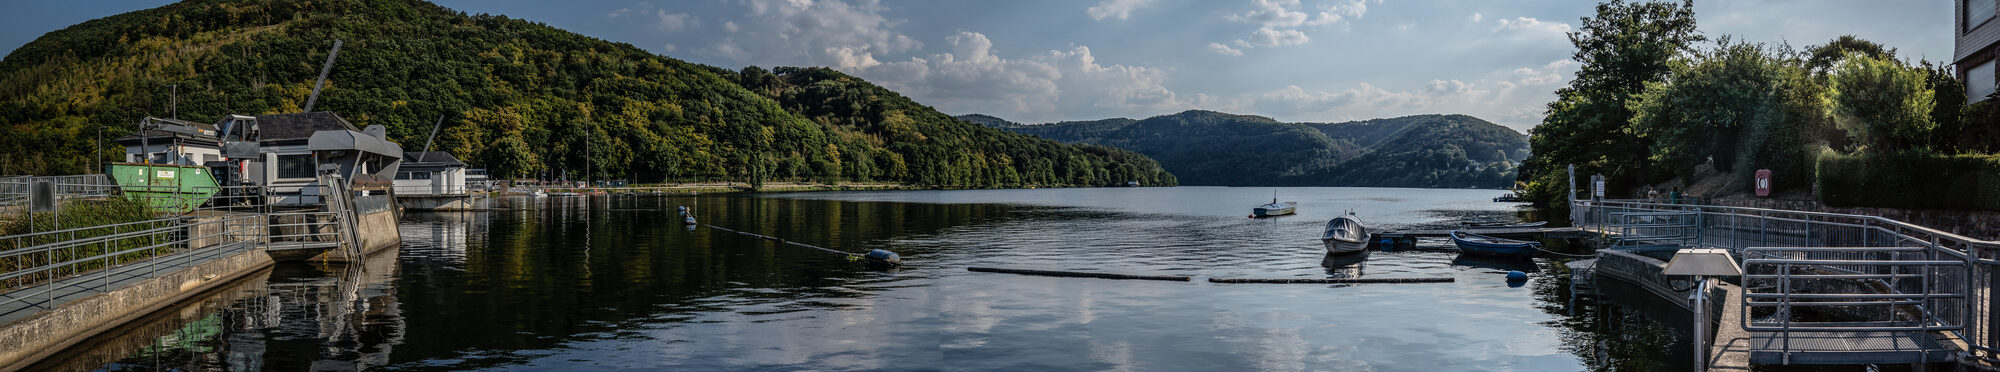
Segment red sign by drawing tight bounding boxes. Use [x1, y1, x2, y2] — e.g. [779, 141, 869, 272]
[1754, 169, 1772, 197]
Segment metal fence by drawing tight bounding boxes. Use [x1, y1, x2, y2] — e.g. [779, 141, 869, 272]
[1572, 198, 2000, 363]
[0, 183, 278, 316]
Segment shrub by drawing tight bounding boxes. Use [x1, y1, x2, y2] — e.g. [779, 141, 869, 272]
[1816, 151, 2000, 210]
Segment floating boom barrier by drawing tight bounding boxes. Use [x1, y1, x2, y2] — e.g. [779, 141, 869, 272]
[693, 220, 901, 266]
[1206, 277, 1454, 284]
[966, 267, 1192, 281]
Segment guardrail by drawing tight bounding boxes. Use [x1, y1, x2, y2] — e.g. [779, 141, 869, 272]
[1572, 198, 2000, 363]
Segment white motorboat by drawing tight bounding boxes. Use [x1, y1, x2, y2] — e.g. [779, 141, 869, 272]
[1321, 211, 1368, 254]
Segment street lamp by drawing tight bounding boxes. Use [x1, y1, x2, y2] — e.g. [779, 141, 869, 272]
[1664, 248, 1743, 372]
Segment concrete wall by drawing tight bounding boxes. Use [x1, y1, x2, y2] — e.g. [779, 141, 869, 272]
[397, 195, 470, 211]
[0, 249, 273, 371]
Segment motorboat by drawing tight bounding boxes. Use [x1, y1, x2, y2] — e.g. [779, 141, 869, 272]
[1450, 230, 1542, 259]
[1321, 211, 1368, 254]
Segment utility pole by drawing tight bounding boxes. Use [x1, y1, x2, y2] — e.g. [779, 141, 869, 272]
[95, 126, 106, 173]
[169, 84, 178, 119]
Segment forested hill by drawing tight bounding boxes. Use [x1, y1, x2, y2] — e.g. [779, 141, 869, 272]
[984, 111, 1527, 187]
[0, 0, 1175, 187]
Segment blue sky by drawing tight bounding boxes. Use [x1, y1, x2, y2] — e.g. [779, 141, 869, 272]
[0, 0, 1953, 131]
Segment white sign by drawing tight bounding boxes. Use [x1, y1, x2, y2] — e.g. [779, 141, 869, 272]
[1593, 180, 1605, 197]
[155, 170, 176, 179]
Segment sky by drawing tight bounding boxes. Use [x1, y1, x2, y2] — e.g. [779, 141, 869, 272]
[0, 0, 1954, 132]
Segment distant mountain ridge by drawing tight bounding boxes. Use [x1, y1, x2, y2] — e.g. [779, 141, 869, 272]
[961, 111, 1528, 187]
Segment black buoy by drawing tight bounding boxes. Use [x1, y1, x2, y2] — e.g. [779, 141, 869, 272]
[864, 249, 902, 265]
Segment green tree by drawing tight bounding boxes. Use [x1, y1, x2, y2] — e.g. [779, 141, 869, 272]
[1831, 56, 1935, 152]
[1519, 0, 1703, 207]
[1804, 35, 1895, 73]
[484, 135, 540, 179]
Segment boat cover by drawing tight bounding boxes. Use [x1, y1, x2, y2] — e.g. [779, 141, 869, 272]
[1323, 216, 1365, 242]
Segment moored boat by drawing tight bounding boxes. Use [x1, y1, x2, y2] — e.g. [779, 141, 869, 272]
[1460, 220, 1548, 228]
[1450, 230, 1541, 258]
[1251, 191, 1296, 217]
[1253, 201, 1296, 217]
[1321, 211, 1368, 254]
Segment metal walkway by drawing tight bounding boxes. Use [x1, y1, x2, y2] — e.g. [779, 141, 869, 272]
[1571, 197, 1998, 367]
[1748, 330, 1955, 364]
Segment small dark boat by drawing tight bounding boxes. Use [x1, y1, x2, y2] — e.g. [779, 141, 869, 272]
[1493, 193, 1524, 202]
[1460, 221, 1548, 228]
[1450, 230, 1541, 258]
[1321, 211, 1368, 254]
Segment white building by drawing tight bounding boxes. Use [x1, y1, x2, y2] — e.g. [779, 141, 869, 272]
[395, 151, 468, 196]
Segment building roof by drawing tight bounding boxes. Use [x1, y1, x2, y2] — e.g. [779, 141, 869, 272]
[254, 112, 360, 142]
[114, 117, 221, 145]
[404, 151, 466, 167]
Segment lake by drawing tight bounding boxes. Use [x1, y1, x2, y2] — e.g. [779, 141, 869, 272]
[44, 187, 1691, 371]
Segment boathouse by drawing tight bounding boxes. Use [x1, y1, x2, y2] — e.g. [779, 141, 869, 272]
[395, 151, 472, 210]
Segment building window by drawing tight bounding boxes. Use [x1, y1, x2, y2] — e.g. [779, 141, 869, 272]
[1972, 59, 1996, 103]
[1973, 0, 1997, 31]
[395, 172, 411, 180]
[413, 172, 432, 180]
[276, 154, 316, 179]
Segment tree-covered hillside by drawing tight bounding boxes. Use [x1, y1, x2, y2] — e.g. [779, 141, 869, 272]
[0, 0, 1175, 187]
[995, 111, 1526, 187]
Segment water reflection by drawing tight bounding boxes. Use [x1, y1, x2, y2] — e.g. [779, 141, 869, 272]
[39, 188, 1700, 371]
[1320, 252, 1367, 278]
[37, 249, 404, 371]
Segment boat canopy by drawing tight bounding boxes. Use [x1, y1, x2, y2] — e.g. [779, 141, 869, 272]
[1323, 217, 1364, 241]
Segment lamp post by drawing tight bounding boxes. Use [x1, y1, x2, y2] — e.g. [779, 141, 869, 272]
[1663, 248, 1744, 372]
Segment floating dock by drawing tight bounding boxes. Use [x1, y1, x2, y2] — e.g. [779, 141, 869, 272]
[1369, 226, 1588, 249]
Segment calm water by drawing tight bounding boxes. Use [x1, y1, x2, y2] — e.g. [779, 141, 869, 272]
[44, 187, 1692, 371]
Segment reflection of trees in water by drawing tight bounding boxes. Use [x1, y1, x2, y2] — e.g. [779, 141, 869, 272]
[62, 250, 406, 371]
[1530, 263, 1687, 371]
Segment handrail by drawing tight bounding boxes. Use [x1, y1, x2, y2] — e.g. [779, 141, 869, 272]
[1575, 197, 1993, 362]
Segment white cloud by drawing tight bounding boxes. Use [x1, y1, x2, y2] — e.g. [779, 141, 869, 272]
[1242, 27, 1310, 47]
[1511, 59, 1577, 86]
[664, 44, 678, 52]
[1222, 0, 1376, 51]
[1208, 42, 1245, 56]
[854, 31, 1194, 122]
[698, 0, 922, 69]
[1494, 16, 1571, 34]
[1087, 0, 1155, 20]
[1469, 12, 1483, 23]
[655, 11, 698, 31]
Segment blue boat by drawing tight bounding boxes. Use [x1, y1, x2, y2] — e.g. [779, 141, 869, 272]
[1449, 230, 1541, 258]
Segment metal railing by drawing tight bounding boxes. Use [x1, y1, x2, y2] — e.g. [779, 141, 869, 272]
[1571, 198, 2000, 363]
[0, 212, 263, 313]
[0, 184, 277, 316]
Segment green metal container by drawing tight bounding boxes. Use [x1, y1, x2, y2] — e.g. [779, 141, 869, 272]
[107, 162, 218, 213]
